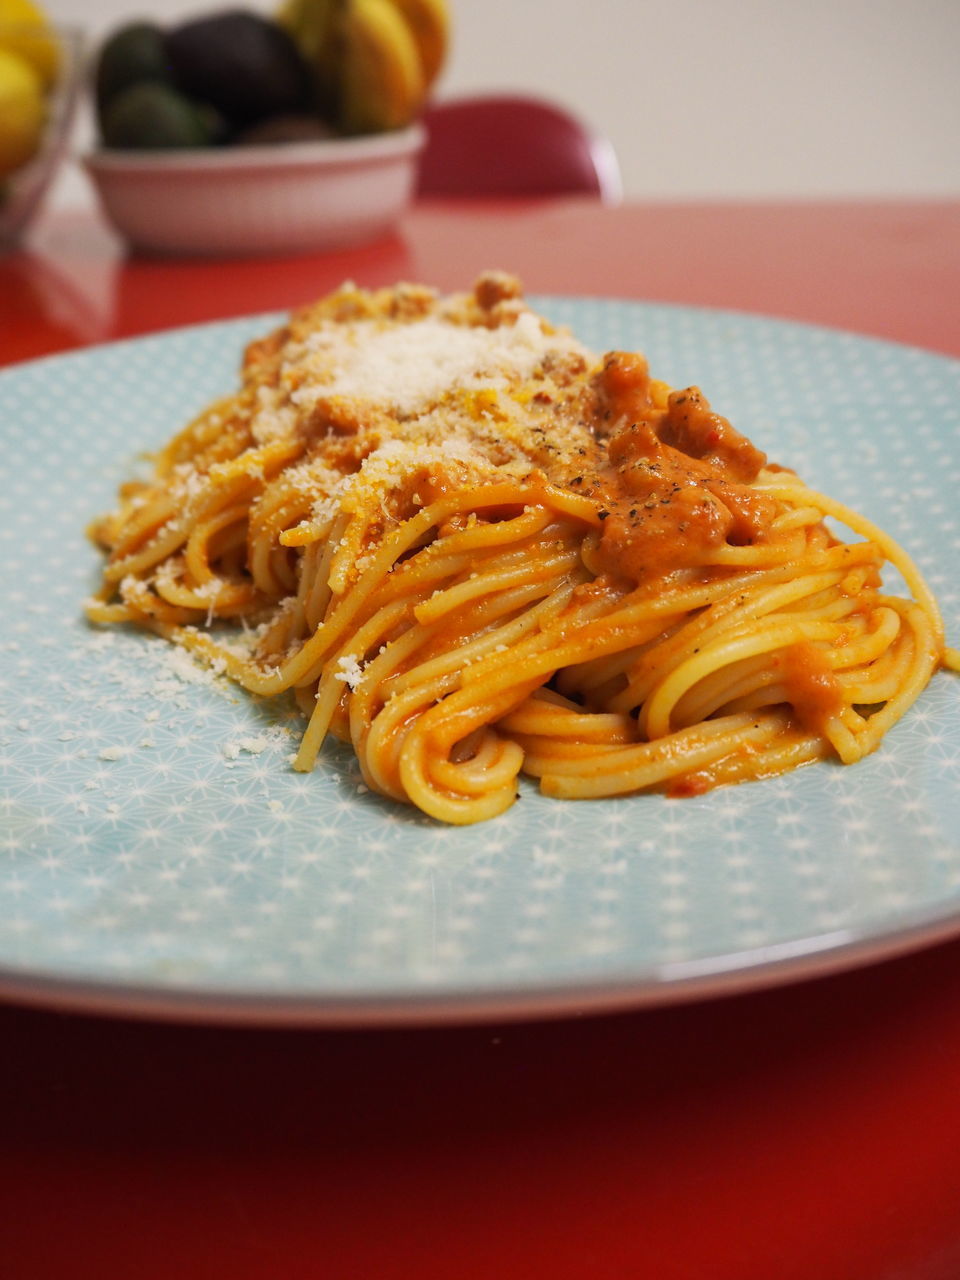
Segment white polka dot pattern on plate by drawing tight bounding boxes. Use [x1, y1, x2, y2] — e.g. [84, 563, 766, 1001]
[0, 302, 958, 1022]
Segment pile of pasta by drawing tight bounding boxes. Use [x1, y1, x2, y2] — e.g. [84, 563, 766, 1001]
[87, 273, 957, 824]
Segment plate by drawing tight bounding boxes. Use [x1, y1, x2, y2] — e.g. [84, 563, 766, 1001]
[1, 300, 958, 1025]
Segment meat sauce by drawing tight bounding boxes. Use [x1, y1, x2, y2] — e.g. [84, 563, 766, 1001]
[561, 351, 846, 735]
[569, 351, 779, 582]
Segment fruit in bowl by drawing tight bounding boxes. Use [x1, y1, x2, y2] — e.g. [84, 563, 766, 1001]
[0, 0, 82, 245]
[91, 0, 449, 151]
[81, 2, 449, 256]
[82, 1, 451, 257]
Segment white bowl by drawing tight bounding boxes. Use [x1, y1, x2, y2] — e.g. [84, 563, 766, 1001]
[82, 124, 424, 257]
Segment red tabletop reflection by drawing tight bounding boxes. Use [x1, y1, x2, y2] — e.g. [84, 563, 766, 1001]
[2, 196, 960, 1280]
[4, 197, 959, 363]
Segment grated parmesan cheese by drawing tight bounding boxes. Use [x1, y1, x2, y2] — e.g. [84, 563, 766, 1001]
[287, 312, 586, 418]
[333, 654, 364, 690]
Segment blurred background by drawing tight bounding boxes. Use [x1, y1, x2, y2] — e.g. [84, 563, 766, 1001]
[38, 0, 960, 206]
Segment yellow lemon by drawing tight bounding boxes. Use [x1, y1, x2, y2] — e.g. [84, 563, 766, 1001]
[390, 0, 448, 90]
[0, 44, 44, 177]
[341, 0, 423, 133]
[0, 0, 60, 88]
[279, 0, 449, 133]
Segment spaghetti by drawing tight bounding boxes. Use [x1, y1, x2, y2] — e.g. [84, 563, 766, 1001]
[86, 273, 957, 824]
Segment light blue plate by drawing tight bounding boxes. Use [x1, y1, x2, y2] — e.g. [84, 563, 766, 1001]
[1, 300, 958, 1025]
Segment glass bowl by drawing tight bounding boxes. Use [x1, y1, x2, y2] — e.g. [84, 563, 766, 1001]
[0, 24, 83, 248]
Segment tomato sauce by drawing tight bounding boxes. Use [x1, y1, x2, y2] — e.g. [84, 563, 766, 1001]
[780, 642, 844, 732]
[559, 350, 779, 582]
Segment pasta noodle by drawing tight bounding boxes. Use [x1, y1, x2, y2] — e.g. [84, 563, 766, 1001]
[86, 273, 958, 824]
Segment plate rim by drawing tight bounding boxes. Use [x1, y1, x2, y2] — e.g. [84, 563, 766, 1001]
[2, 891, 960, 1026]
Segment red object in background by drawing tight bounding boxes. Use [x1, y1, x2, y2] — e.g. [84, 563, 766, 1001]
[417, 94, 623, 201]
[2, 197, 960, 1280]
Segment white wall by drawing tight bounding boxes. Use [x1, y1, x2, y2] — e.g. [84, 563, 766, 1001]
[45, 0, 960, 201]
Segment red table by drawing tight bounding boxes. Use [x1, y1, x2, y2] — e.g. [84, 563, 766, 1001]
[3, 198, 960, 1280]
